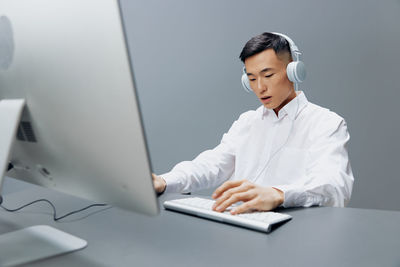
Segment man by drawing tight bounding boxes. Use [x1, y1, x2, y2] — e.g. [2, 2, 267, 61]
[152, 32, 354, 215]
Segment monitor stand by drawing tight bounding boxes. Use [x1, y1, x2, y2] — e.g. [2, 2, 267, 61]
[0, 99, 87, 266]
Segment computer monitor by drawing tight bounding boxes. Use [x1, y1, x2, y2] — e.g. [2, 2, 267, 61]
[0, 0, 158, 264]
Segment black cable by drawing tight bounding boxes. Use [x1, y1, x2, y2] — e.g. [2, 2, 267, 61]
[2, 164, 108, 220]
[0, 197, 108, 221]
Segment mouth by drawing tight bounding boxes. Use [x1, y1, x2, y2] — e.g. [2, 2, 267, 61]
[261, 96, 272, 103]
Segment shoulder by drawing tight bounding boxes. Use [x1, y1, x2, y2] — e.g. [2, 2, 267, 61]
[233, 106, 262, 124]
[227, 107, 259, 133]
[306, 102, 344, 122]
[303, 102, 347, 137]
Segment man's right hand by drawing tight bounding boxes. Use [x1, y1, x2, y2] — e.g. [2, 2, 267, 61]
[152, 173, 167, 194]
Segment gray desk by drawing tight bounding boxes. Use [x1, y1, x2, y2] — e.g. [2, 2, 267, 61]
[1, 177, 400, 267]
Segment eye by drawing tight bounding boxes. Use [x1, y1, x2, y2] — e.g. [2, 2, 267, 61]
[249, 78, 256, 81]
[265, 74, 274, 78]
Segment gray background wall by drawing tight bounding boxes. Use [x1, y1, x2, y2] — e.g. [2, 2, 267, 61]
[120, 0, 400, 211]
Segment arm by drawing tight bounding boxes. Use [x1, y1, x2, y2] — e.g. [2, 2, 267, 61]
[157, 111, 254, 194]
[275, 118, 354, 208]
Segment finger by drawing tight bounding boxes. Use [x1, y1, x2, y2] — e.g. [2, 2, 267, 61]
[214, 191, 255, 212]
[212, 183, 252, 210]
[212, 180, 245, 199]
[230, 198, 259, 215]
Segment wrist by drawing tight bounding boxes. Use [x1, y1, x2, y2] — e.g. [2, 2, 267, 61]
[272, 187, 284, 206]
[159, 176, 167, 194]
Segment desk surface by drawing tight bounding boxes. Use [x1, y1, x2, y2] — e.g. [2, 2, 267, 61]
[1, 177, 400, 267]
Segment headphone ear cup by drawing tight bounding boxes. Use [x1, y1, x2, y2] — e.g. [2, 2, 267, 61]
[287, 61, 306, 83]
[241, 72, 252, 92]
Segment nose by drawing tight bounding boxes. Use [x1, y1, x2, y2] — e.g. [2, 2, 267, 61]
[255, 78, 267, 94]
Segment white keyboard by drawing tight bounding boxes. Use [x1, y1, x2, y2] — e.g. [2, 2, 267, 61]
[163, 197, 292, 233]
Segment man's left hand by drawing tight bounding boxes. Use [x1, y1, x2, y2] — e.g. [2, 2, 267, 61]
[211, 180, 284, 214]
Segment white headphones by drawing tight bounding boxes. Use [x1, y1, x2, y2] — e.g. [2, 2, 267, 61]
[241, 32, 306, 93]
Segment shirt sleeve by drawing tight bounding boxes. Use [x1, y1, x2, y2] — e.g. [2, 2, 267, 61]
[274, 116, 354, 208]
[160, 111, 253, 194]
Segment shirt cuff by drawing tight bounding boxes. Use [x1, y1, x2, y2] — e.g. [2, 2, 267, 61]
[159, 172, 184, 194]
[274, 184, 326, 208]
[272, 184, 307, 208]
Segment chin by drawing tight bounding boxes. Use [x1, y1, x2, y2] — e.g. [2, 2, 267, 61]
[263, 104, 274, 109]
[265, 101, 276, 107]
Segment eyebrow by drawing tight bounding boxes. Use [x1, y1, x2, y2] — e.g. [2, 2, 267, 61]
[247, 67, 274, 76]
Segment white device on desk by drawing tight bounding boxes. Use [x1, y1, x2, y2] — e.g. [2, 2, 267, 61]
[0, 0, 158, 265]
[164, 197, 292, 233]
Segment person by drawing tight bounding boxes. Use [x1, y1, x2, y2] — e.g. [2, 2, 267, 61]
[152, 32, 354, 215]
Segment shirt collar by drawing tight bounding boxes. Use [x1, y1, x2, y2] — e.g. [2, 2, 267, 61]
[261, 91, 308, 121]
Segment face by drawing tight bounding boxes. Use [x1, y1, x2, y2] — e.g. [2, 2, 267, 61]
[245, 49, 296, 114]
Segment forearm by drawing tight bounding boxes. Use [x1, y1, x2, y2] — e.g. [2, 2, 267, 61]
[161, 146, 235, 193]
[274, 172, 354, 208]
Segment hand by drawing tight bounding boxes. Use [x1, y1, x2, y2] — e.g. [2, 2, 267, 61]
[211, 180, 284, 214]
[152, 173, 167, 194]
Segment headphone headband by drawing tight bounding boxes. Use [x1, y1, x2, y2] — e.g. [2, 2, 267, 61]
[271, 32, 301, 61]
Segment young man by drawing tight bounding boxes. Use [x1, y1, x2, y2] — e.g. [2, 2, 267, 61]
[152, 32, 354, 215]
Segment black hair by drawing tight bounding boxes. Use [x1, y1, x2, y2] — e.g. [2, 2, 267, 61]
[239, 32, 292, 63]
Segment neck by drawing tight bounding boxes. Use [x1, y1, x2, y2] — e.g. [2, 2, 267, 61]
[273, 89, 297, 116]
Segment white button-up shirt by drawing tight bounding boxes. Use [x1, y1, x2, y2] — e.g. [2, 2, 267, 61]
[161, 91, 354, 208]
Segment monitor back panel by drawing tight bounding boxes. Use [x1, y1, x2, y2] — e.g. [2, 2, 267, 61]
[0, 0, 159, 215]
